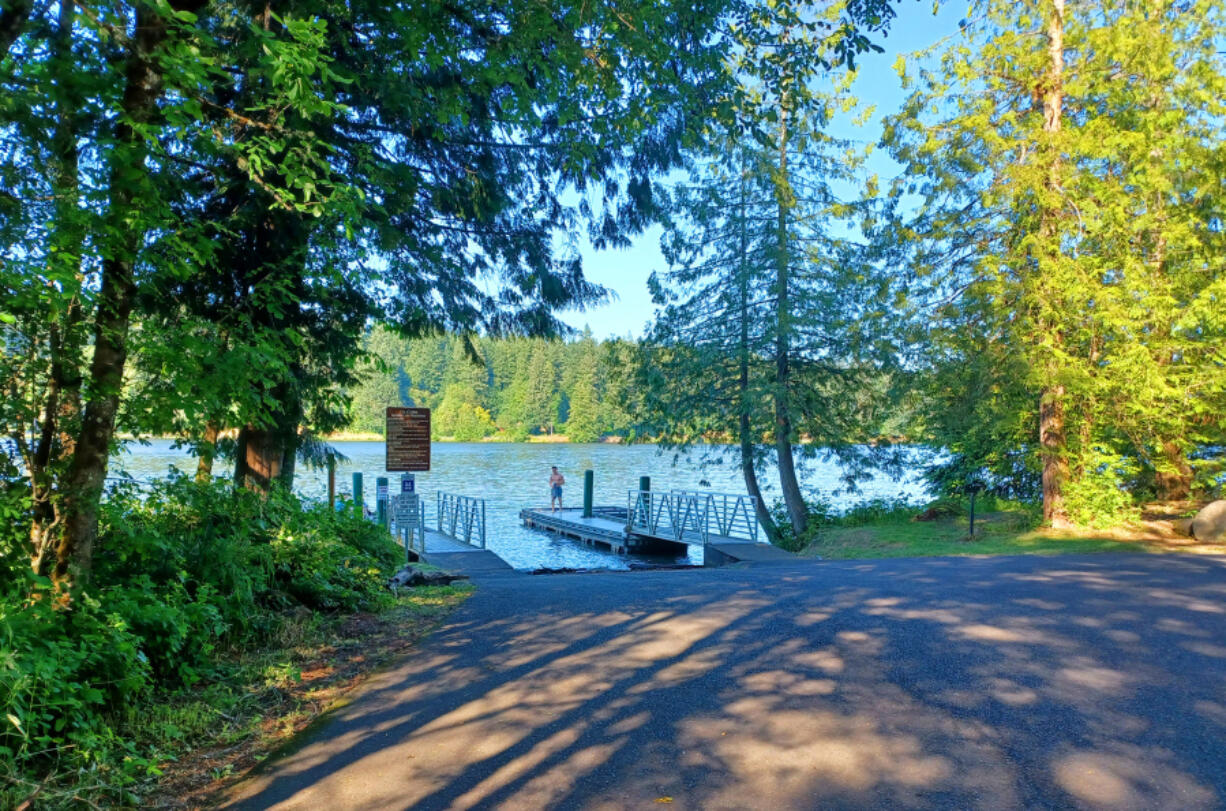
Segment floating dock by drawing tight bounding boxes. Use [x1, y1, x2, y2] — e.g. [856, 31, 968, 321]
[519, 507, 686, 555]
[521, 490, 795, 566]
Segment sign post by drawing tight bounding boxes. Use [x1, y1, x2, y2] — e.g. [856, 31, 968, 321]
[393, 492, 421, 562]
[386, 408, 430, 559]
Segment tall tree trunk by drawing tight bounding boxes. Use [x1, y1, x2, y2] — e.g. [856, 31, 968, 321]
[234, 425, 250, 487]
[737, 146, 780, 543]
[1039, 386, 1069, 526]
[195, 421, 220, 483]
[1038, 0, 1070, 527]
[55, 1, 199, 586]
[240, 380, 302, 493]
[30, 0, 83, 576]
[241, 426, 283, 491]
[773, 79, 807, 536]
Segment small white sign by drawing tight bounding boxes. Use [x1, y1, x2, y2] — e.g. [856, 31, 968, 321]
[393, 493, 420, 527]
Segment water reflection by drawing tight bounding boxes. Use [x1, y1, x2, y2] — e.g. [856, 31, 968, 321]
[112, 441, 929, 571]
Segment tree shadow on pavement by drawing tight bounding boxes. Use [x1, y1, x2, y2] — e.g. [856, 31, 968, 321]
[223, 554, 1226, 810]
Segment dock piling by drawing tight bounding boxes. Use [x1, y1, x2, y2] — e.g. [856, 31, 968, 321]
[583, 470, 594, 518]
[327, 458, 336, 510]
[353, 472, 363, 517]
[376, 476, 388, 528]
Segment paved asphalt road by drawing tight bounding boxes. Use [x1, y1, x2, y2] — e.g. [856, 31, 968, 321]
[224, 554, 1226, 810]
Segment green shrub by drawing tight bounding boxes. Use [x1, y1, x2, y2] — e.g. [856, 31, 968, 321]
[838, 497, 917, 527]
[770, 499, 835, 552]
[914, 496, 964, 520]
[1064, 451, 1142, 529]
[101, 578, 229, 687]
[95, 477, 275, 639]
[0, 481, 31, 587]
[270, 528, 396, 611]
[0, 474, 406, 802]
[0, 586, 151, 770]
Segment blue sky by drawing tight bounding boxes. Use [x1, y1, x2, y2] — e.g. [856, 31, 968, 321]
[561, 0, 965, 339]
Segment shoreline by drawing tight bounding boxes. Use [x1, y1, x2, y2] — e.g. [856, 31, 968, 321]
[121, 433, 631, 445]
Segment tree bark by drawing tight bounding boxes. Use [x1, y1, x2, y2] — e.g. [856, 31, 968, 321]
[55, 0, 202, 586]
[241, 425, 283, 491]
[195, 421, 221, 483]
[1038, 0, 1070, 528]
[29, 0, 83, 576]
[234, 425, 250, 487]
[1039, 386, 1069, 525]
[737, 146, 780, 543]
[772, 76, 807, 536]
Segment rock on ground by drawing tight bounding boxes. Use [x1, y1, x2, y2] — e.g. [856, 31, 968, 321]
[1189, 500, 1226, 543]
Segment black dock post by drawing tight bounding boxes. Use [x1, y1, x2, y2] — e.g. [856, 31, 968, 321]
[583, 470, 594, 518]
[327, 457, 336, 510]
[639, 475, 651, 493]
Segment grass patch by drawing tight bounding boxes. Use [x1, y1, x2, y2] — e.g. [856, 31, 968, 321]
[133, 584, 471, 809]
[796, 499, 1219, 560]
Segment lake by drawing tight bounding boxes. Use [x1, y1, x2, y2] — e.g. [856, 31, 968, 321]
[111, 440, 931, 571]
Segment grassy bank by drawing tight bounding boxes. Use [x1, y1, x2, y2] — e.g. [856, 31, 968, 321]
[793, 499, 1223, 560]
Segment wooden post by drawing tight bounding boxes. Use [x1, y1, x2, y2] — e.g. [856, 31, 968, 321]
[327, 457, 336, 510]
[353, 472, 363, 517]
[583, 470, 594, 518]
[639, 476, 651, 493]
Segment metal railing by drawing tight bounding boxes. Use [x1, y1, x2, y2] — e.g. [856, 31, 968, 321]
[437, 491, 486, 549]
[626, 489, 759, 545]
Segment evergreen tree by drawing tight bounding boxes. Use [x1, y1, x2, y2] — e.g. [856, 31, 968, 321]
[496, 341, 535, 441]
[879, 0, 1226, 523]
[646, 0, 902, 538]
[564, 335, 602, 443]
[441, 337, 491, 409]
[525, 340, 561, 435]
[348, 328, 409, 435]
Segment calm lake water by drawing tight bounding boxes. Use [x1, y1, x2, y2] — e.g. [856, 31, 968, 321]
[111, 441, 930, 571]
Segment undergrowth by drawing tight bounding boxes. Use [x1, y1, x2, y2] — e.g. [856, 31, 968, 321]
[0, 475, 418, 809]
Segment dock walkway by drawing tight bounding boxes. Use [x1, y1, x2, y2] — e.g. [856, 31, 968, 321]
[400, 527, 515, 575]
[520, 503, 795, 566]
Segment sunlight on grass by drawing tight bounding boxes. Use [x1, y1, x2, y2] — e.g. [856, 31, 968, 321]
[800, 509, 1168, 560]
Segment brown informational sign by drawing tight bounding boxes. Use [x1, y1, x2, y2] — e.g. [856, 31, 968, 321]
[386, 407, 431, 471]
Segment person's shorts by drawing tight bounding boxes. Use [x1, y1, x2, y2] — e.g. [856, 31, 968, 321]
[551, 485, 562, 499]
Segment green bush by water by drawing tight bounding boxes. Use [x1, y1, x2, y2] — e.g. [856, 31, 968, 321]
[0, 476, 402, 804]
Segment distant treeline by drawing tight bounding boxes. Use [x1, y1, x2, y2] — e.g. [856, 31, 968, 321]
[348, 328, 642, 442]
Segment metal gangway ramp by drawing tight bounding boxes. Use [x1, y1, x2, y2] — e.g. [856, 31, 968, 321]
[626, 489, 760, 546]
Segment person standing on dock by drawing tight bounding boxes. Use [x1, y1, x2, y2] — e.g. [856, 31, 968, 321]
[549, 466, 565, 512]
